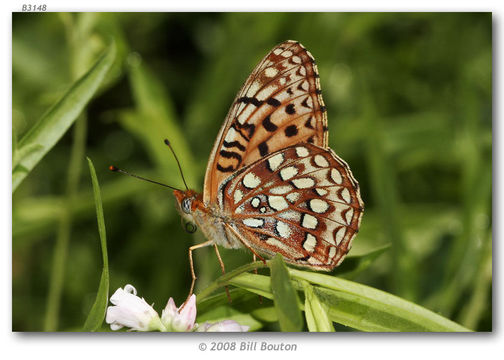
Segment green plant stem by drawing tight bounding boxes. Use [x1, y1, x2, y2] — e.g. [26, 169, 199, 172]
[44, 114, 87, 331]
[196, 261, 267, 303]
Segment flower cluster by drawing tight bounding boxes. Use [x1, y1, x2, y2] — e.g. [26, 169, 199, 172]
[105, 284, 249, 332]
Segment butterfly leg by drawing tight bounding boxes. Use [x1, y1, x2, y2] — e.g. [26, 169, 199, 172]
[213, 244, 232, 303]
[180, 239, 214, 311]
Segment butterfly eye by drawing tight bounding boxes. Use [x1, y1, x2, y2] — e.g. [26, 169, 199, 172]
[181, 198, 192, 214]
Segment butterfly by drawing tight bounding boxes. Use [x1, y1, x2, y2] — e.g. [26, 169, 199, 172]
[171, 40, 364, 301]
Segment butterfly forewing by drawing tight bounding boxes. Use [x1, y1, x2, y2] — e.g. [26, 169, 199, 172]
[204, 40, 328, 203]
[218, 143, 363, 270]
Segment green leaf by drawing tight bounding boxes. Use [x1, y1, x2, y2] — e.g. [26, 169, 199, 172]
[269, 254, 303, 332]
[333, 243, 391, 279]
[303, 281, 334, 332]
[289, 269, 471, 332]
[12, 42, 116, 192]
[82, 157, 110, 332]
[229, 269, 470, 332]
[228, 272, 273, 300]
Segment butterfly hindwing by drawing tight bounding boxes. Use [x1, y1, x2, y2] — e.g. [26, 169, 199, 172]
[218, 143, 364, 270]
[204, 40, 328, 203]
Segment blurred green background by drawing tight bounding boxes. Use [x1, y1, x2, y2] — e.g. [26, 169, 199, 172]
[12, 12, 492, 331]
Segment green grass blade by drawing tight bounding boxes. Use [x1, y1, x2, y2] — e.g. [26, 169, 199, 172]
[289, 269, 471, 332]
[303, 281, 335, 332]
[12, 143, 43, 170]
[13, 42, 116, 192]
[82, 157, 110, 331]
[269, 254, 303, 332]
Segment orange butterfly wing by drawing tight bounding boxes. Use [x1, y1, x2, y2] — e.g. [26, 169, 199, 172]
[203, 40, 328, 203]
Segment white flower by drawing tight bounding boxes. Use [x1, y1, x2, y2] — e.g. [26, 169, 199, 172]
[196, 320, 250, 332]
[161, 294, 197, 332]
[106, 284, 249, 332]
[105, 284, 164, 331]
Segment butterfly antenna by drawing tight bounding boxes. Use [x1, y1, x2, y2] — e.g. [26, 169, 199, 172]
[164, 139, 189, 191]
[108, 165, 181, 191]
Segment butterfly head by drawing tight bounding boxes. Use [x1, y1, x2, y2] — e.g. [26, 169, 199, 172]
[173, 189, 201, 223]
